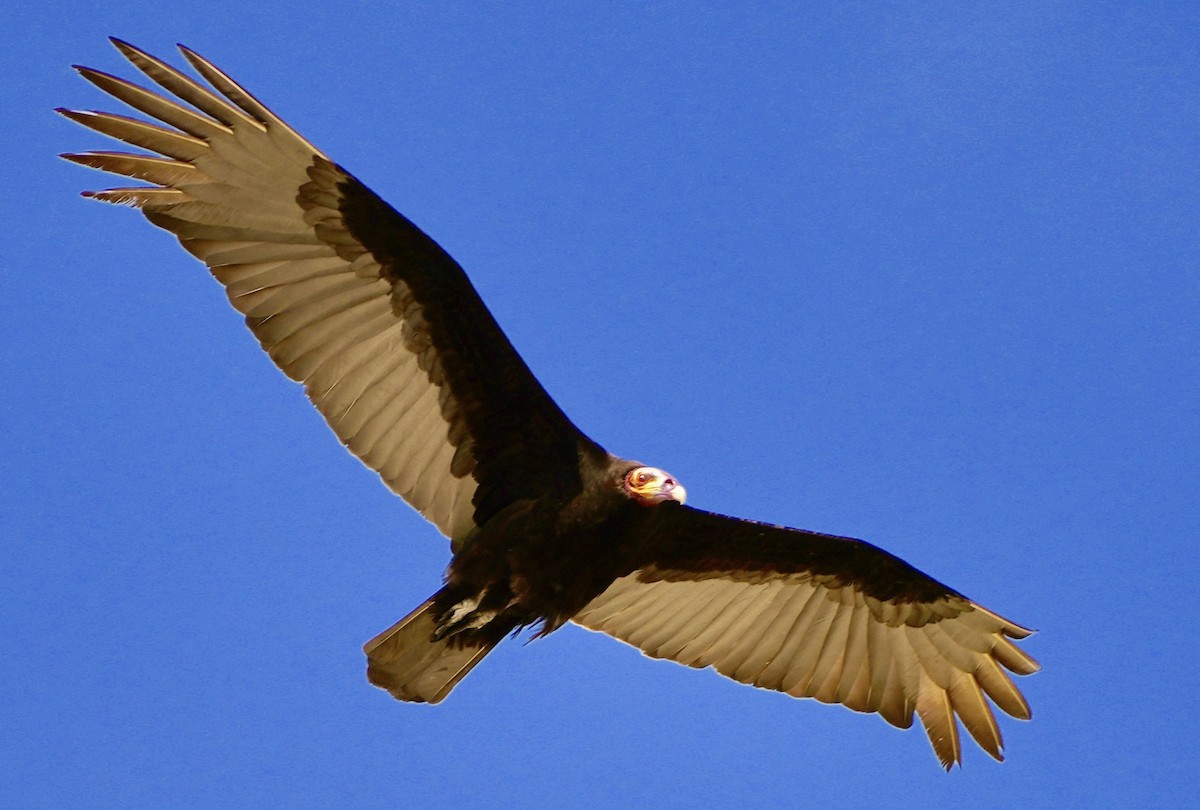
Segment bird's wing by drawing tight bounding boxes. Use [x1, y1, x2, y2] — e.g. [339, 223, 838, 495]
[573, 505, 1039, 769]
[60, 40, 596, 544]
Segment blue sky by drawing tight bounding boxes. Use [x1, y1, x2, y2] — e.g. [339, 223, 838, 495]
[5, 2, 1198, 807]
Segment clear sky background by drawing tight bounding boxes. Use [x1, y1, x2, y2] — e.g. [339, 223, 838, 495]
[4, 3, 1197, 807]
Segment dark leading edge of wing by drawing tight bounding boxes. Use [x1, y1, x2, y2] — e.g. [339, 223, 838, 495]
[332, 172, 602, 527]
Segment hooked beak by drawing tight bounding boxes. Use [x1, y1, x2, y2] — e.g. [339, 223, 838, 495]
[626, 466, 687, 506]
[660, 477, 686, 504]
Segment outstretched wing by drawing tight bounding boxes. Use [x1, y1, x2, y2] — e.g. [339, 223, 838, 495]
[574, 505, 1039, 769]
[60, 40, 598, 544]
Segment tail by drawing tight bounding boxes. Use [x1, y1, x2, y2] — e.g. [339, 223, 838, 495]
[363, 597, 498, 703]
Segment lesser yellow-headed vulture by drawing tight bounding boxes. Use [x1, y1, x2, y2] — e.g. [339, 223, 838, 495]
[61, 40, 1039, 769]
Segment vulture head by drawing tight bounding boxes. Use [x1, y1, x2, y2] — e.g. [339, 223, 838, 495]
[622, 465, 687, 506]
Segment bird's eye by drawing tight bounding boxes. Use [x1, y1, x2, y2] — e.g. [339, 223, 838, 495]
[637, 471, 651, 484]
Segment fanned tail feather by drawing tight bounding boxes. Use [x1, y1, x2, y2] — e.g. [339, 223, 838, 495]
[363, 597, 496, 703]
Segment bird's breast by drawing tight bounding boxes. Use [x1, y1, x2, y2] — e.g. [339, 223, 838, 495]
[441, 498, 645, 636]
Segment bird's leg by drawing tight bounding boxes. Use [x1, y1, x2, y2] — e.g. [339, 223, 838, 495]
[431, 582, 518, 641]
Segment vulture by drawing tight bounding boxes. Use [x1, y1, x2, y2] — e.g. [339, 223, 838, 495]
[61, 39, 1039, 769]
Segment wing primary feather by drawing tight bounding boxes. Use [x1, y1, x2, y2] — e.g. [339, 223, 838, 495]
[991, 635, 1041, 676]
[73, 66, 231, 139]
[974, 657, 1033, 720]
[109, 38, 261, 130]
[56, 108, 207, 161]
[955, 604, 1035, 639]
[82, 187, 186, 206]
[948, 674, 1004, 761]
[915, 667, 961, 770]
[177, 44, 325, 158]
[62, 151, 200, 186]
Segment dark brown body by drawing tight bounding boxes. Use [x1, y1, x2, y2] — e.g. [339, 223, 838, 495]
[434, 451, 656, 642]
